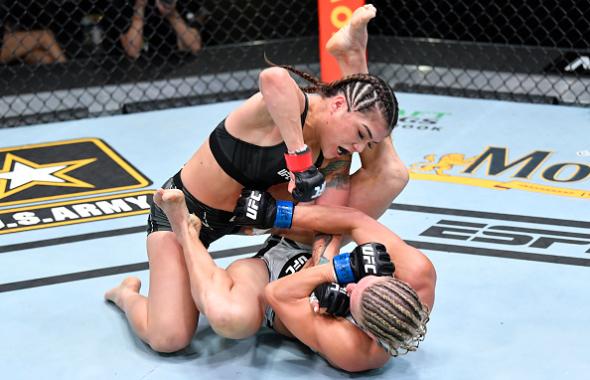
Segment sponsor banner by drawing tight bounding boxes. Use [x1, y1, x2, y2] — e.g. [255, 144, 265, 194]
[0, 138, 151, 207]
[409, 147, 590, 199]
[318, 0, 365, 82]
[0, 190, 153, 235]
[388, 206, 590, 262]
[397, 109, 450, 132]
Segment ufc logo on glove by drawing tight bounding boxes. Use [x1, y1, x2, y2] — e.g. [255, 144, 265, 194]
[246, 192, 262, 220]
[361, 245, 377, 274]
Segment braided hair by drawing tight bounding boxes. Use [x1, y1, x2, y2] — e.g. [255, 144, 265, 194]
[359, 277, 430, 356]
[265, 58, 399, 133]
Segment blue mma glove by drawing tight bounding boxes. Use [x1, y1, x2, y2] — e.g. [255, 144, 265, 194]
[332, 242, 395, 284]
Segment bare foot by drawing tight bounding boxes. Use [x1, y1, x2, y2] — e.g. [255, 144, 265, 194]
[104, 276, 142, 307]
[326, 4, 377, 58]
[153, 188, 190, 230]
[153, 188, 187, 217]
[153, 188, 203, 244]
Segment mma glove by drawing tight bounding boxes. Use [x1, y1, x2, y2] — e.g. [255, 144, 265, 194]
[233, 189, 294, 229]
[332, 243, 395, 285]
[285, 145, 325, 202]
[310, 282, 350, 317]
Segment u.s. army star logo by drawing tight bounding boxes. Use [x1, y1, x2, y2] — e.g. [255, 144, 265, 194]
[0, 154, 96, 200]
[0, 138, 151, 207]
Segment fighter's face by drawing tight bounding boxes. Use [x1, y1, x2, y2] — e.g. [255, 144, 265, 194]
[320, 96, 388, 159]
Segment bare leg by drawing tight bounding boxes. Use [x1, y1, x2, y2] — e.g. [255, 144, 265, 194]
[349, 138, 409, 219]
[326, 4, 376, 75]
[105, 207, 198, 352]
[327, 4, 409, 219]
[153, 188, 268, 339]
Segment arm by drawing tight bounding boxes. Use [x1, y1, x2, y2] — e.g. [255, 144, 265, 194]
[166, 10, 202, 53]
[293, 204, 436, 309]
[309, 155, 353, 263]
[265, 263, 389, 372]
[258, 67, 306, 152]
[233, 192, 436, 309]
[259, 67, 325, 202]
[119, 0, 146, 59]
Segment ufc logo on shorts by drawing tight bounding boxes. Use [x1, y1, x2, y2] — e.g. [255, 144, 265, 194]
[312, 182, 326, 199]
[361, 245, 377, 274]
[246, 192, 262, 220]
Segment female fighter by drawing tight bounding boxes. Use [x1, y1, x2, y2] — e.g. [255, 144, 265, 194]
[105, 4, 409, 353]
[153, 186, 435, 372]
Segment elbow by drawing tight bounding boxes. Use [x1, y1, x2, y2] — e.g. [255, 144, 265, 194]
[403, 252, 437, 310]
[327, 344, 389, 372]
[385, 161, 409, 196]
[259, 67, 290, 93]
[120, 37, 141, 59]
[396, 163, 410, 188]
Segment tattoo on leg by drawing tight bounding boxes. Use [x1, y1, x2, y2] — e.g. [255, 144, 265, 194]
[320, 158, 351, 189]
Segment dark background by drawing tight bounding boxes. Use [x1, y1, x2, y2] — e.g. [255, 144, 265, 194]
[3, 0, 588, 60]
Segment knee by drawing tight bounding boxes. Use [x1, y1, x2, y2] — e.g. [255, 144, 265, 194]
[206, 302, 261, 339]
[148, 330, 193, 353]
[384, 159, 409, 191]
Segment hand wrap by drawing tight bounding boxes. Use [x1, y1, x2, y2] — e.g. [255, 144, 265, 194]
[285, 145, 325, 202]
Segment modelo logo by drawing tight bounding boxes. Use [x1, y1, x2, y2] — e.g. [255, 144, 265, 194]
[421, 219, 590, 253]
[279, 252, 311, 278]
[410, 146, 590, 199]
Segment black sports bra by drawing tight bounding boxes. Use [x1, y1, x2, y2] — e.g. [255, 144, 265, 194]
[208, 93, 323, 190]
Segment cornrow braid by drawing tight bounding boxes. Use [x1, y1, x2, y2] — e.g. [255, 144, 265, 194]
[359, 277, 430, 357]
[264, 56, 399, 133]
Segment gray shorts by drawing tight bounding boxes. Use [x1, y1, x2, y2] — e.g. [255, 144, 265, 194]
[253, 235, 311, 328]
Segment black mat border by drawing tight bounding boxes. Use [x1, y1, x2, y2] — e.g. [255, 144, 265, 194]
[1, 203, 588, 293]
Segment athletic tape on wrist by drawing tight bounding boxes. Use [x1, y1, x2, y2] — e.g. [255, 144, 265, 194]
[284, 149, 313, 172]
[333, 253, 355, 284]
[273, 200, 294, 229]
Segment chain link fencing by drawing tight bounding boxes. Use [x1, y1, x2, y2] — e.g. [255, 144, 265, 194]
[1, 0, 589, 128]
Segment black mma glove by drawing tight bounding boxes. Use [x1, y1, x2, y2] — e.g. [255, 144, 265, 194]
[332, 242, 395, 284]
[310, 282, 350, 317]
[233, 189, 294, 229]
[285, 145, 326, 202]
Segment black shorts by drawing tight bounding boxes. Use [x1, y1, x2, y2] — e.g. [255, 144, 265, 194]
[147, 171, 240, 248]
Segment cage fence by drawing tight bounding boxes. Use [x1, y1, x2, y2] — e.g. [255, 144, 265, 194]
[1, 0, 588, 128]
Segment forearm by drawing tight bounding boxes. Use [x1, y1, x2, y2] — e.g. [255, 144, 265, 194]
[267, 262, 335, 303]
[309, 156, 352, 261]
[121, 12, 144, 58]
[292, 204, 367, 237]
[167, 12, 201, 52]
[259, 68, 305, 152]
